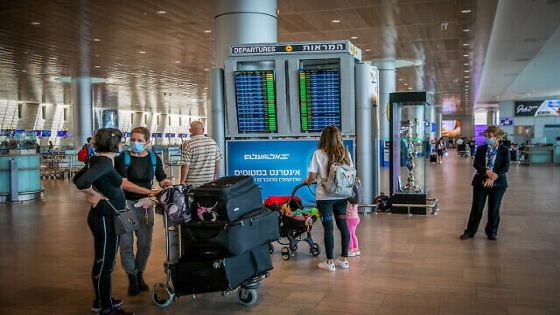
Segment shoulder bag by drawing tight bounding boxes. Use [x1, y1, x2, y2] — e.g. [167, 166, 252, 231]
[105, 199, 140, 234]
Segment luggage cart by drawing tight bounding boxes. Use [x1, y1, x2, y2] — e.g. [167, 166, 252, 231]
[152, 207, 269, 308]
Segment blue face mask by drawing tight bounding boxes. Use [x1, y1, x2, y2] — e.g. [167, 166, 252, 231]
[486, 138, 496, 146]
[130, 142, 145, 153]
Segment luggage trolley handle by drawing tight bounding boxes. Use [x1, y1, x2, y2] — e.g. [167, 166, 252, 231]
[288, 182, 316, 203]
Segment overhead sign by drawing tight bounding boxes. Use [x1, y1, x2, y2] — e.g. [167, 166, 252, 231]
[514, 101, 542, 116]
[536, 100, 560, 117]
[230, 41, 361, 60]
[227, 139, 354, 205]
[500, 118, 514, 126]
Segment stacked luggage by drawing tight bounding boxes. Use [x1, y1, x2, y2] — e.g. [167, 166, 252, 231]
[152, 176, 279, 307]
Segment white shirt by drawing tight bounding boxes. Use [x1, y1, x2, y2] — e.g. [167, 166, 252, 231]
[308, 149, 353, 200]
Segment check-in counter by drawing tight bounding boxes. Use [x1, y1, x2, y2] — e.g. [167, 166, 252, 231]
[522, 145, 559, 165]
[0, 154, 42, 202]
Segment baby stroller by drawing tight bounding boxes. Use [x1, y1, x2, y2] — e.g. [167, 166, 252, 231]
[151, 184, 270, 307]
[264, 183, 320, 261]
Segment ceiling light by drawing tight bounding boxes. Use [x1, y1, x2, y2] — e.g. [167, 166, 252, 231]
[461, 9, 472, 13]
[350, 36, 358, 40]
[93, 38, 101, 42]
[21, 70, 26, 73]
[464, 76, 469, 78]
[139, 51, 146, 54]
[331, 19, 341, 23]
[464, 63, 469, 66]
[408, 87, 413, 90]
[464, 70, 470, 73]
[31, 21, 40, 26]
[463, 43, 470, 46]
[365, 49, 372, 52]
[399, 78, 403, 81]
[175, 61, 181, 64]
[463, 54, 469, 57]
[403, 83, 408, 86]
[95, 65, 100, 68]
[463, 29, 471, 32]
[157, 10, 166, 14]
[203, 68, 209, 71]
[203, 29, 211, 33]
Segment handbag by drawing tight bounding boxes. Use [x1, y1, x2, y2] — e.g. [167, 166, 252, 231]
[105, 199, 140, 235]
[348, 177, 363, 205]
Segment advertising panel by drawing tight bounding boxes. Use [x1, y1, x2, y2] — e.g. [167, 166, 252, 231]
[227, 139, 354, 205]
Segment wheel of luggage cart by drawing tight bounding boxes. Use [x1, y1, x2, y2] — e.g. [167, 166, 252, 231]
[290, 243, 298, 251]
[310, 243, 320, 256]
[152, 283, 175, 308]
[268, 243, 274, 254]
[280, 246, 291, 260]
[237, 287, 258, 306]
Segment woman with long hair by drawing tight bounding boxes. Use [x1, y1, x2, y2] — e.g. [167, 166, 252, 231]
[73, 128, 134, 315]
[304, 126, 352, 271]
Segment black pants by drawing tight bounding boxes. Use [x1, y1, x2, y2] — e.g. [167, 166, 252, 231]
[317, 199, 349, 259]
[465, 186, 507, 237]
[88, 209, 119, 311]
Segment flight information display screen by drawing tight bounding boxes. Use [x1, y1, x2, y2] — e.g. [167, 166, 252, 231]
[299, 69, 341, 132]
[234, 70, 277, 133]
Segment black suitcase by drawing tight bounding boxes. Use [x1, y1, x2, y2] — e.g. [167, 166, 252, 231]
[193, 176, 263, 221]
[430, 154, 437, 163]
[170, 243, 272, 295]
[181, 208, 280, 255]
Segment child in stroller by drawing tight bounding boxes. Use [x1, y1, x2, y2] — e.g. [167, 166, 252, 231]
[264, 183, 321, 261]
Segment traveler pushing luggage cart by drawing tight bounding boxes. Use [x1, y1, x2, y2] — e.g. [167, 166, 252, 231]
[264, 183, 321, 261]
[151, 177, 278, 307]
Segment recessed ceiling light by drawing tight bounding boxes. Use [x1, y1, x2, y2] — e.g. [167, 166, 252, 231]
[203, 29, 212, 33]
[93, 38, 101, 42]
[399, 78, 403, 81]
[463, 54, 469, 57]
[463, 29, 471, 32]
[31, 21, 40, 26]
[463, 43, 470, 46]
[408, 87, 413, 90]
[204, 87, 208, 90]
[403, 83, 408, 86]
[464, 70, 470, 72]
[464, 63, 469, 66]
[331, 19, 341, 23]
[175, 60, 181, 64]
[139, 51, 146, 54]
[21, 70, 26, 73]
[350, 36, 358, 40]
[203, 68, 209, 71]
[462, 9, 472, 13]
[464, 76, 469, 78]
[95, 65, 100, 68]
[365, 49, 372, 52]
[157, 10, 166, 14]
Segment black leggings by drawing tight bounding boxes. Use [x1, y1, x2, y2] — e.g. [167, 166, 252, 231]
[88, 208, 119, 311]
[317, 199, 349, 260]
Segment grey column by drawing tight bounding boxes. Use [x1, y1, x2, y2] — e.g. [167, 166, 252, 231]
[373, 60, 396, 141]
[72, 77, 93, 148]
[213, 0, 277, 177]
[435, 106, 442, 139]
[430, 104, 436, 140]
[355, 63, 374, 213]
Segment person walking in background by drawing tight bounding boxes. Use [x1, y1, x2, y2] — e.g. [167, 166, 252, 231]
[460, 126, 510, 241]
[304, 126, 352, 272]
[180, 121, 222, 188]
[114, 127, 172, 296]
[436, 137, 446, 164]
[73, 128, 134, 315]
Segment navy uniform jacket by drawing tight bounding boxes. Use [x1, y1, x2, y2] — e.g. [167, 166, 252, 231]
[471, 144, 510, 188]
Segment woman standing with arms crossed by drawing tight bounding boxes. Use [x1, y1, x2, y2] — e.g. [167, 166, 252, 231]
[304, 126, 351, 271]
[73, 128, 134, 315]
[460, 126, 510, 241]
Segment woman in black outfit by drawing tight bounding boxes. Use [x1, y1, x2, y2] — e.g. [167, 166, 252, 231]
[73, 128, 134, 315]
[460, 126, 510, 241]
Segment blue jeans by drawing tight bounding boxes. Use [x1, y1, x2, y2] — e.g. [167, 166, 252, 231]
[317, 199, 349, 260]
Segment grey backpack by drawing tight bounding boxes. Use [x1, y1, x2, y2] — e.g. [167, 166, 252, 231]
[323, 162, 356, 198]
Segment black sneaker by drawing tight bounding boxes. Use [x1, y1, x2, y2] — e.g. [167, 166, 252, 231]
[102, 308, 134, 315]
[460, 233, 473, 240]
[91, 298, 123, 313]
[487, 234, 498, 241]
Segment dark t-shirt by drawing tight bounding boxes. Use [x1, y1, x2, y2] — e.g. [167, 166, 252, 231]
[114, 152, 167, 201]
[73, 155, 125, 216]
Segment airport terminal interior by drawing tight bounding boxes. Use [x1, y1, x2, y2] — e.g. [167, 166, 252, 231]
[1, 0, 560, 314]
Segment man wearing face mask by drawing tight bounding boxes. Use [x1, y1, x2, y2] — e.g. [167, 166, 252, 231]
[114, 127, 172, 296]
[460, 126, 510, 241]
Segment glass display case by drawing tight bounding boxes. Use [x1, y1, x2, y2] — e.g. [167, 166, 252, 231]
[388, 92, 437, 215]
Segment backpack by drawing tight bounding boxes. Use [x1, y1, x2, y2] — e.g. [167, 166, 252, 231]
[123, 150, 157, 182]
[347, 177, 363, 205]
[155, 184, 194, 224]
[323, 161, 356, 198]
[77, 145, 88, 162]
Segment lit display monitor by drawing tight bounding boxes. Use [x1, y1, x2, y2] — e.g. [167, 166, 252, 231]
[234, 70, 277, 133]
[299, 69, 341, 132]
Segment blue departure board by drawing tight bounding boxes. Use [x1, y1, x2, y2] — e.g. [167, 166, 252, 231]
[234, 70, 277, 133]
[299, 69, 341, 132]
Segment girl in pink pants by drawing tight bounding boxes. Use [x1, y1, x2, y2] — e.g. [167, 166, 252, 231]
[346, 202, 360, 257]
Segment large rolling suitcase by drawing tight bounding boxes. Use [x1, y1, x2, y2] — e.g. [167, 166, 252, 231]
[181, 208, 280, 255]
[170, 243, 272, 295]
[429, 154, 437, 163]
[192, 176, 263, 221]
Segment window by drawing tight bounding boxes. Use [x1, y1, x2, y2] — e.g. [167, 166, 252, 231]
[130, 112, 134, 123]
[18, 104, 23, 119]
[63, 107, 68, 121]
[41, 105, 47, 119]
[179, 116, 182, 126]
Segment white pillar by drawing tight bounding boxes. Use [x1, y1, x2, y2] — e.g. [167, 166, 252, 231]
[72, 77, 93, 148]
[373, 60, 396, 141]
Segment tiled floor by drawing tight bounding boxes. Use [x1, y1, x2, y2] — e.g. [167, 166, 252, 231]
[1, 151, 559, 314]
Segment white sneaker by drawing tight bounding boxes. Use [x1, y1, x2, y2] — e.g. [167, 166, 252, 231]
[347, 251, 357, 257]
[354, 250, 360, 256]
[335, 258, 349, 269]
[318, 260, 336, 272]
